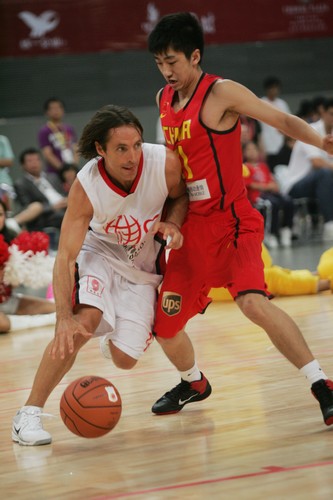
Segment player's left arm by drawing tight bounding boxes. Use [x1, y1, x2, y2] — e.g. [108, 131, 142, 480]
[215, 80, 333, 154]
[152, 148, 188, 249]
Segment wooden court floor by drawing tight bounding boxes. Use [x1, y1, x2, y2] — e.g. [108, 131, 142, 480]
[1, 292, 333, 499]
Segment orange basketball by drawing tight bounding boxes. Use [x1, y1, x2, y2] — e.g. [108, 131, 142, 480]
[60, 375, 122, 438]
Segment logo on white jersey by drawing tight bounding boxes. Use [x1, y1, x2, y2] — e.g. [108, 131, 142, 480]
[86, 276, 104, 297]
[104, 215, 142, 245]
[104, 213, 160, 246]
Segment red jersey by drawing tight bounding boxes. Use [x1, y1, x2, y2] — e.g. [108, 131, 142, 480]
[159, 73, 247, 216]
[244, 161, 275, 204]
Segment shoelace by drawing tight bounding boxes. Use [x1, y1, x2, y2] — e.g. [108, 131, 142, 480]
[19, 410, 54, 431]
[165, 380, 191, 401]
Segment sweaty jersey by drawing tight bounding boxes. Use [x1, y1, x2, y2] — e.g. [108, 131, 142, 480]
[77, 143, 168, 286]
[159, 73, 247, 215]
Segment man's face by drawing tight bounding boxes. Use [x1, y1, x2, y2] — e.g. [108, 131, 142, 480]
[266, 85, 280, 101]
[96, 125, 143, 190]
[153, 48, 199, 91]
[46, 101, 65, 121]
[23, 153, 43, 176]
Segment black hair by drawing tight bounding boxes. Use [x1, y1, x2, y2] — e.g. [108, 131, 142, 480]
[44, 97, 65, 112]
[78, 104, 144, 160]
[148, 12, 204, 61]
[296, 99, 314, 119]
[323, 98, 333, 111]
[59, 163, 79, 182]
[19, 147, 40, 165]
[312, 95, 327, 111]
[263, 76, 281, 90]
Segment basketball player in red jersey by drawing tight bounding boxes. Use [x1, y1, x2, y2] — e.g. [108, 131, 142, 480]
[148, 12, 333, 424]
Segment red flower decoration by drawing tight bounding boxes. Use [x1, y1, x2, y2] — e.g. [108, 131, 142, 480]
[11, 231, 50, 254]
[0, 235, 9, 266]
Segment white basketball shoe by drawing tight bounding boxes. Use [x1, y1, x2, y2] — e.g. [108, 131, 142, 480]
[12, 406, 52, 446]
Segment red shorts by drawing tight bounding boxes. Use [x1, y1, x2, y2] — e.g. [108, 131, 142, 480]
[154, 199, 270, 339]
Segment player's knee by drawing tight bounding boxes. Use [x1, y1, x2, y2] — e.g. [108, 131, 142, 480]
[236, 294, 267, 323]
[155, 334, 177, 347]
[111, 347, 137, 370]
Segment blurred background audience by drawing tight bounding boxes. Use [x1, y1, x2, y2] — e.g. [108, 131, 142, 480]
[14, 148, 68, 233]
[282, 98, 333, 242]
[38, 97, 79, 177]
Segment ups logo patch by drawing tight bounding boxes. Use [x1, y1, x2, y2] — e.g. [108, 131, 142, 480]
[162, 292, 182, 316]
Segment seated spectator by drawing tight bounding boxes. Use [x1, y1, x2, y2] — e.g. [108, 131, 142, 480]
[1, 188, 45, 234]
[38, 97, 79, 176]
[0, 201, 55, 333]
[240, 114, 265, 158]
[283, 98, 333, 242]
[14, 148, 68, 232]
[59, 163, 79, 193]
[243, 141, 294, 248]
[0, 199, 19, 243]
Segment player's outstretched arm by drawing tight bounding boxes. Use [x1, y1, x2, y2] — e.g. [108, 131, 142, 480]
[214, 80, 333, 151]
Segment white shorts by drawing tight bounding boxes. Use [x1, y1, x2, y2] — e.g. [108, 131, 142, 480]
[0, 293, 22, 315]
[74, 250, 156, 360]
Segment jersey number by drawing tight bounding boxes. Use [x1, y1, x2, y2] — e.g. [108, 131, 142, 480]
[177, 145, 193, 180]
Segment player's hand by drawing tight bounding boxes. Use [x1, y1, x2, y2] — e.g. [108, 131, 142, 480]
[151, 220, 184, 249]
[50, 316, 92, 360]
[322, 135, 333, 155]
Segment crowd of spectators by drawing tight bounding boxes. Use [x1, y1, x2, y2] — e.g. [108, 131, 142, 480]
[2, 86, 333, 254]
[239, 78, 333, 248]
[0, 97, 79, 243]
[0, 97, 79, 332]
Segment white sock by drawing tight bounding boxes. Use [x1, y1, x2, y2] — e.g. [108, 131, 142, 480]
[300, 359, 327, 385]
[179, 363, 201, 382]
[9, 313, 56, 332]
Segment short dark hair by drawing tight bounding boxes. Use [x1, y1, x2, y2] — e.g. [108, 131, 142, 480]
[44, 97, 65, 112]
[263, 76, 281, 90]
[312, 95, 327, 111]
[78, 104, 144, 160]
[19, 147, 40, 165]
[148, 12, 204, 61]
[59, 163, 79, 182]
[323, 98, 333, 111]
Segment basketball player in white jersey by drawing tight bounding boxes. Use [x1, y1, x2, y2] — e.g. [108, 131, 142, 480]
[12, 105, 188, 446]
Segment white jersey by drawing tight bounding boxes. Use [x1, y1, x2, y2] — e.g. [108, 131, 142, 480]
[77, 143, 168, 286]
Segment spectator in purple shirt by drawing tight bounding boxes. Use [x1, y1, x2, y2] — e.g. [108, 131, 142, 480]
[38, 97, 79, 176]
